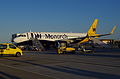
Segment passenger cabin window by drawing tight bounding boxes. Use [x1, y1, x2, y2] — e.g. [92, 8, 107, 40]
[9, 44, 16, 49]
[18, 35, 26, 37]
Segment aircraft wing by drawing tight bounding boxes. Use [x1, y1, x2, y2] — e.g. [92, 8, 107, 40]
[59, 37, 86, 44]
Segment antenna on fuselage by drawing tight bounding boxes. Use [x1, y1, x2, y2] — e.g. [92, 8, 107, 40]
[30, 29, 32, 32]
[27, 24, 32, 32]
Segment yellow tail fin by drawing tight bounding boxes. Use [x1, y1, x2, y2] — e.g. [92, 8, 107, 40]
[79, 19, 116, 44]
[87, 19, 98, 36]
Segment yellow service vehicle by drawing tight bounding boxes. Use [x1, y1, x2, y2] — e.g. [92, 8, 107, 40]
[57, 41, 94, 54]
[57, 42, 76, 54]
[0, 43, 23, 57]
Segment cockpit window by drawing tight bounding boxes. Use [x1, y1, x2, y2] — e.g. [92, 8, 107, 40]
[0, 44, 7, 49]
[12, 34, 17, 38]
[12, 34, 26, 38]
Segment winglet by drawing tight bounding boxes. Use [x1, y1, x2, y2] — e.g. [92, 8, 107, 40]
[110, 26, 116, 34]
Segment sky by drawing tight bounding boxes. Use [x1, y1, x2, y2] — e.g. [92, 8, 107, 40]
[0, 0, 120, 42]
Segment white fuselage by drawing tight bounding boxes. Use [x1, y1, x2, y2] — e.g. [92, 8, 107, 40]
[12, 32, 87, 43]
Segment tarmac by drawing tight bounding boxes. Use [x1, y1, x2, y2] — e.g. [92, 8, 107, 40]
[0, 48, 120, 79]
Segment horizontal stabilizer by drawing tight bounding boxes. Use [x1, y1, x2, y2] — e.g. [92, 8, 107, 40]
[92, 26, 116, 37]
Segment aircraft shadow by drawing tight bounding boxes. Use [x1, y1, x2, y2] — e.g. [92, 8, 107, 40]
[0, 71, 20, 79]
[4, 58, 120, 79]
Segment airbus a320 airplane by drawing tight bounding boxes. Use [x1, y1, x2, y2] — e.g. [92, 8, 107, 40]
[11, 19, 116, 48]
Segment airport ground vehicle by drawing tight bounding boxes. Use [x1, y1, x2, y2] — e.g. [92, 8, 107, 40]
[77, 45, 94, 53]
[57, 42, 75, 54]
[57, 42, 94, 54]
[0, 43, 23, 57]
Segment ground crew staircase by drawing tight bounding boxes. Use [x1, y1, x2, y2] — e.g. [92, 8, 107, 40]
[31, 38, 45, 51]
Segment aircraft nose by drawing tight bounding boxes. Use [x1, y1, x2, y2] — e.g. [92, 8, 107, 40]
[13, 37, 22, 43]
[13, 37, 27, 43]
[11, 39, 14, 42]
